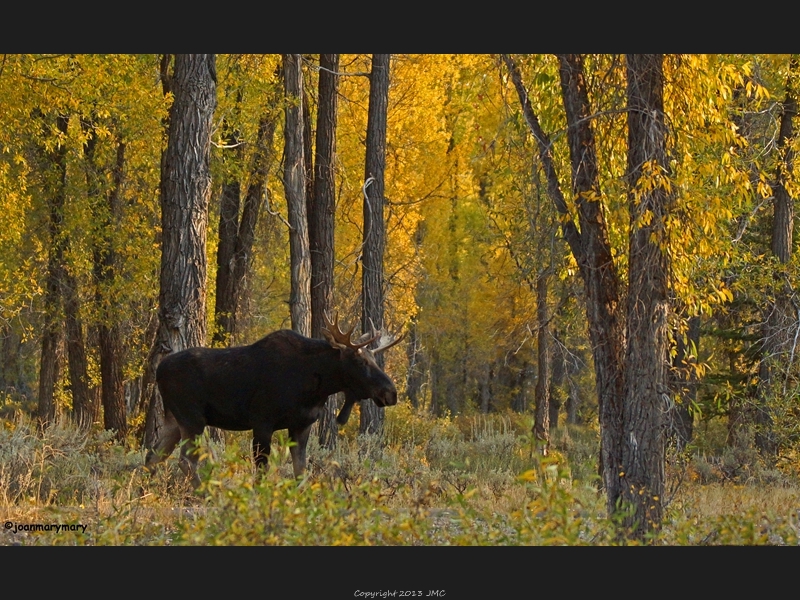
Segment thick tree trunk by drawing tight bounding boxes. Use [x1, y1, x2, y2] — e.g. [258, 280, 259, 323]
[309, 54, 341, 450]
[620, 54, 671, 538]
[360, 54, 391, 435]
[282, 53, 312, 338]
[145, 54, 216, 449]
[533, 272, 550, 452]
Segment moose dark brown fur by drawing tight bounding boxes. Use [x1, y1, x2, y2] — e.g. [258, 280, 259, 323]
[145, 315, 402, 485]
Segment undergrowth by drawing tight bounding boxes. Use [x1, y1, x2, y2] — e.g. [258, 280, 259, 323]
[1, 407, 798, 545]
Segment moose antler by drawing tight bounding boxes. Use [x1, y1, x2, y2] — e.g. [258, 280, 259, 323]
[322, 312, 379, 350]
[358, 317, 406, 354]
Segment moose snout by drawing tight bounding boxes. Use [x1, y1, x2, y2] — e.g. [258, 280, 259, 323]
[375, 387, 397, 407]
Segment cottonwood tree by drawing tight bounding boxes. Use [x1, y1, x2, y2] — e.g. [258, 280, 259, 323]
[620, 53, 672, 535]
[503, 53, 625, 515]
[144, 54, 217, 448]
[504, 54, 674, 537]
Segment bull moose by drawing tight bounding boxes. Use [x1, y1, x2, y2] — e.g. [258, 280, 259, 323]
[144, 314, 403, 485]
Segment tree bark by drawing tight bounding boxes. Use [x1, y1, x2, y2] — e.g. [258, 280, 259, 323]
[620, 54, 671, 538]
[309, 54, 341, 450]
[282, 53, 312, 337]
[144, 54, 216, 449]
[213, 115, 243, 346]
[360, 54, 391, 436]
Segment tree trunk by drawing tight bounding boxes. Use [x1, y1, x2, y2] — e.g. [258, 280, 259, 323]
[282, 53, 312, 337]
[503, 54, 626, 512]
[670, 315, 700, 451]
[37, 113, 70, 428]
[556, 54, 626, 514]
[620, 54, 671, 538]
[213, 116, 243, 346]
[533, 272, 551, 453]
[85, 122, 128, 440]
[549, 331, 566, 429]
[144, 54, 216, 449]
[360, 54, 391, 436]
[309, 54, 341, 450]
[62, 268, 96, 428]
[479, 363, 493, 413]
[213, 100, 278, 346]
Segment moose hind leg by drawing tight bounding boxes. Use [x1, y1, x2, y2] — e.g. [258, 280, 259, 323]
[144, 410, 182, 471]
[289, 425, 312, 478]
[177, 425, 204, 488]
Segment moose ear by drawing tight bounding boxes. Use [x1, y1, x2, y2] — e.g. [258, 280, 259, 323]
[322, 328, 347, 350]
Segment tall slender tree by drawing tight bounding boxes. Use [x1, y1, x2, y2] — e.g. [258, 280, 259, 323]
[502, 53, 625, 513]
[282, 53, 311, 337]
[504, 54, 676, 538]
[309, 54, 341, 449]
[533, 271, 551, 452]
[213, 84, 279, 347]
[37, 113, 70, 427]
[84, 121, 127, 439]
[755, 56, 798, 462]
[360, 53, 391, 435]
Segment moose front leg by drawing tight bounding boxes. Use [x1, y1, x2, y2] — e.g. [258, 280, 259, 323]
[252, 426, 273, 471]
[336, 394, 357, 425]
[289, 425, 313, 477]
